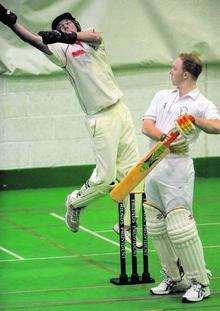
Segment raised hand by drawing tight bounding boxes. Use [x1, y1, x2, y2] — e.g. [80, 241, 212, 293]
[0, 3, 17, 27]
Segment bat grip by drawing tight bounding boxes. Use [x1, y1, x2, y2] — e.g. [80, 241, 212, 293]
[163, 130, 179, 147]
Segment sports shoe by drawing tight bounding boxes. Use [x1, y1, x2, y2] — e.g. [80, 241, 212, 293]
[65, 192, 83, 232]
[150, 277, 189, 295]
[113, 224, 143, 249]
[182, 281, 210, 303]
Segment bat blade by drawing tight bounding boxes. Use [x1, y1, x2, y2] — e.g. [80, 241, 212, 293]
[110, 130, 179, 202]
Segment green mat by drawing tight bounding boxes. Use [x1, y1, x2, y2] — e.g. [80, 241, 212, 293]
[0, 178, 220, 310]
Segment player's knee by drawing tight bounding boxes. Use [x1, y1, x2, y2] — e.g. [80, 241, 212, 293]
[99, 173, 117, 187]
[67, 181, 115, 208]
[144, 203, 166, 237]
[98, 179, 118, 194]
[165, 208, 198, 245]
[96, 181, 116, 194]
[91, 176, 117, 194]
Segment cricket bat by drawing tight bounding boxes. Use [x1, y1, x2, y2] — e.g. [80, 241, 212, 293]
[110, 129, 180, 202]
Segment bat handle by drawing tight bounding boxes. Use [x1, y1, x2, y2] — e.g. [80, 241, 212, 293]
[163, 130, 179, 147]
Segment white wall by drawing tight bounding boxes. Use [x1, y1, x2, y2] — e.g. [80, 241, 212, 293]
[1, 0, 219, 169]
[0, 65, 219, 170]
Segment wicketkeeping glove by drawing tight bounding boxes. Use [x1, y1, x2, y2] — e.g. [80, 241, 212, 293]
[0, 4, 17, 27]
[38, 30, 77, 45]
[175, 115, 196, 140]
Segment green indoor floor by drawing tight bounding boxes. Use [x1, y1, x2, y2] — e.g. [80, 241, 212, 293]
[0, 178, 220, 310]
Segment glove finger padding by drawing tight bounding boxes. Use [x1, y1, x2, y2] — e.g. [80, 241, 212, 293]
[170, 136, 189, 154]
[175, 115, 196, 139]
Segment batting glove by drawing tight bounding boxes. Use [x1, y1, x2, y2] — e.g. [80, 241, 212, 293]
[175, 114, 196, 140]
[170, 136, 189, 155]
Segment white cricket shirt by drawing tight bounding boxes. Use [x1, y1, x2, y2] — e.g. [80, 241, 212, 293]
[143, 88, 220, 151]
[144, 88, 219, 132]
[47, 39, 123, 115]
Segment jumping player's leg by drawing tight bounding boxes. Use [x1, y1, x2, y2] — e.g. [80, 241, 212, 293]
[113, 183, 144, 248]
[65, 179, 116, 232]
[113, 103, 143, 246]
[116, 102, 140, 220]
[65, 105, 122, 231]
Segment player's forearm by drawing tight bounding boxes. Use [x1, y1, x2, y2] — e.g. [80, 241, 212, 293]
[1, 12, 51, 54]
[77, 31, 102, 44]
[195, 117, 220, 134]
[0, 4, 45, 50]
[11, 24, 51, 54]
[142, 119, 163, 141]
[12, 23, 43, 46]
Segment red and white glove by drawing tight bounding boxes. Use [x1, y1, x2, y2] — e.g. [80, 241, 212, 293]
[175, 115, 196, 139]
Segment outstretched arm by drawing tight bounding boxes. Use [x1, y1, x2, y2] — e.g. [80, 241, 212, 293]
[0, 3, 51, 54]
[1, 3, 102, 53]
[12, 23, 52, 54]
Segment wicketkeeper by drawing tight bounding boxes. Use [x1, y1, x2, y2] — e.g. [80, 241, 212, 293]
[0, 3, 143, 247]
[142, 52, 220, 303]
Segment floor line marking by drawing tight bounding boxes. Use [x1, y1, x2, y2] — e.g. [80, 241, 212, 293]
[1, 292, 220, 308]
[0, 285, 116, 295]
[0, 246, 24, 260]
[95, 230, 113, 233]
[93, 222, 220, 234]
[197, 222, 220, 226]
[203, 245, 220, 249]
[0, 251, 123, 262]
[50, 213, 131, 252]
[0, 246, 154, 262]
[1, 277, 220, 295]
[0, 243, 219, 263]
[0, 213, 219, 263]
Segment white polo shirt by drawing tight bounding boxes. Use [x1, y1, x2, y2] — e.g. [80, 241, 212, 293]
[144, 88, 219, 144]
[47, 39, 123, 115]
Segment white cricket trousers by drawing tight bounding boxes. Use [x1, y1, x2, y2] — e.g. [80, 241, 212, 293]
[145, 155, 195, 214]
[68, 100, 141, 225]
[86, 100, 139, 186]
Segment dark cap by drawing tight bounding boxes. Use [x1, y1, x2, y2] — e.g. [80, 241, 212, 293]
[52, 12, 81, 30]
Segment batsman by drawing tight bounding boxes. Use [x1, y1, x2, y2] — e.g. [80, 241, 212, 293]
[0, 3, 143, 247]
[142, 53, 220, 303]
